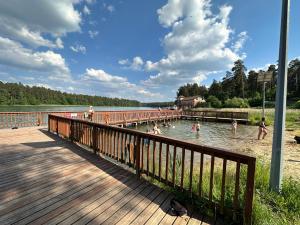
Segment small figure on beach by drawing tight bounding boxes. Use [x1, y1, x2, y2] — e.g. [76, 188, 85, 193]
[258, 117, 267, 140]
[232, 120, 237, 135]
[88, 106, 94, 121]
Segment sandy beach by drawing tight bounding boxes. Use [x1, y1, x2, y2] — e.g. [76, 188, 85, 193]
[234, 127, 300, 179]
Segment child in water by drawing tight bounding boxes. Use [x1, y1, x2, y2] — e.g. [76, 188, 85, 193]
[232, 120, 237, 135]
[191, 124, 196, 132]
[196, 122, 200, 132]
[258, 117, 267, 140]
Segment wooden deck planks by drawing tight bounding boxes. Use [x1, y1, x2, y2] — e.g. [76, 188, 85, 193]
[0, 127, 211, 225]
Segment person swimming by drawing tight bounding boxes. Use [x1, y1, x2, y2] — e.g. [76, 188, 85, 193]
[258, 117, 267, 140]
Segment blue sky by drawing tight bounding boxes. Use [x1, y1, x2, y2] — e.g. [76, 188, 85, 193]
[0, 0, 299, 102]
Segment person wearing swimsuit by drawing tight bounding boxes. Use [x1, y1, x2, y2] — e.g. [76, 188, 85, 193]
[258, 117, 267, 140]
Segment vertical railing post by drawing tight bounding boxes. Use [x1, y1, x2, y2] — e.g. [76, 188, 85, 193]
[48, 115, 50, 132]
[135, 135, 141, 178]
[70, 120, 74, 142]
[56, 118, 59, 135]
[92, 124, 98, 154]
[244, 158, 256, 225]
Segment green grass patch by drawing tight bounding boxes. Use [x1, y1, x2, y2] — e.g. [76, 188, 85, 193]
[142, 157, 300, 225]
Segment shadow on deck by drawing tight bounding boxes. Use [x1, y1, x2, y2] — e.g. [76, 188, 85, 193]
[0, 127, 218, 225]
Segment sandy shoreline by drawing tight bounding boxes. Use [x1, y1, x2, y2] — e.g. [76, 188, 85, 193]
[233, 127, 300, 179]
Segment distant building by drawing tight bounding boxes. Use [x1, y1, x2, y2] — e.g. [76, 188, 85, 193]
[177, 96, 205, 109]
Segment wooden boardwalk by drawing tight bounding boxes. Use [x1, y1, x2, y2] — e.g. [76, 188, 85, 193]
[0, 127, 217, 225]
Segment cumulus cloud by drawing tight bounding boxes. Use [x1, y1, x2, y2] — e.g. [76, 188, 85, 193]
[70, 44, 86, 54]
[118, 56, 144, 71]
[84, 68, 127, 83]
[88, 30, 99, 38]
[82, 68, 162, 100]
[0, 37, 70, 80]
[233, 31, 248, 53]
[140, 0, 247, 99]
[118, 59, 129, 65]
[83, 5, 91, 15]
[0, 1, 81, 48]
[107, 5, 115, 13]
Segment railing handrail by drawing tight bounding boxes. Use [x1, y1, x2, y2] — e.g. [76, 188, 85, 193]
[48, 114, 255, 225]
[49, 114, 255, 164]
[0, 109, 177, 114]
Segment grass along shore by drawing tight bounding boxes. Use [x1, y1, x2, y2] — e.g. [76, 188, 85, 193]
[185, 108, 300, 224]
[144, 159, 300, 225]
[192, 108, 300, 130]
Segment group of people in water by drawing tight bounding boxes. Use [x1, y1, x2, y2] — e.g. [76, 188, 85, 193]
[146, 121, 176, 135]
[85, 106, 268, 140]
[191, 122, 201, 132]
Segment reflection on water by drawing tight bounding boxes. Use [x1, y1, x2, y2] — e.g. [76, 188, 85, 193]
[134, 120, 258, 151]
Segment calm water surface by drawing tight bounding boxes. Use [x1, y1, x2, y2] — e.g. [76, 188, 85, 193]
[134, 120, 257, 150]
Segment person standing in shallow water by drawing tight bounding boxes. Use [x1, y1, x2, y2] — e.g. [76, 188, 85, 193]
[232, 120, 237, 135]
[196, 122, 200, 132]
[258, 117, 268, 140]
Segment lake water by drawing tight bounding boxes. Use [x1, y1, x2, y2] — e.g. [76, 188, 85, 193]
[133, 120, 257, 150]
[0, 105, 152, 112]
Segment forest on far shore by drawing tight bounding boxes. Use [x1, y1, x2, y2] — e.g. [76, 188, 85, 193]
[0, 81, 175, 107]
[176, 59, 300, 108]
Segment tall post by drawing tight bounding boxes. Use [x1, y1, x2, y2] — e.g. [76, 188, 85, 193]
[262, 82, 266, 118]
[270, 0, 290, 192]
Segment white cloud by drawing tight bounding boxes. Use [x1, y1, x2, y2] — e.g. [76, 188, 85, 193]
[251, 63, 272, 72]
[0, 1, 81, 48]
[83, 5, 91, 15]
[70, 44, 86, 54]
[140, 0, 247, 100]
[89, 20, 97, 26]
[107, 5, 115, 13]
[88, 30, 99, 39]
[82, 68, 163, 100]
[118, 56, 144, 71]
[233, 31, 248, 53]
[118, 59, 129, 65]
[0, 37, 70, 80]
[84, 68, 127, 82]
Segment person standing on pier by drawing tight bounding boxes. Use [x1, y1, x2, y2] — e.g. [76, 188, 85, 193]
[88, 106, 94, 121]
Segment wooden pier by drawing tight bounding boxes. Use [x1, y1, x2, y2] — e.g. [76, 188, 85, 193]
[0, 127, 211, 225]
[0, 112, 257, 225]
[182, 110, 249, 124]
[0, 110, 182, 129]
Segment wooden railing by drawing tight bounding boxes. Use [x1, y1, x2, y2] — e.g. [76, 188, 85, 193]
[48, 114, 256, 225]
[0, 110, 181, 129]
[184, 110, 249, 121]
[89, 110, 182, 125]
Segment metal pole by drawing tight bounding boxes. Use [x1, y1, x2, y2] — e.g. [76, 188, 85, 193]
[270, 0, 290, 192]
[262, 82, 266, 118]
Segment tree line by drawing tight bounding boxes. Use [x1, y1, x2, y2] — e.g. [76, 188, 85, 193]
[0, 82, 141, 106]
[0, 82, 176, 107]
[177, 59, 300, 108]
